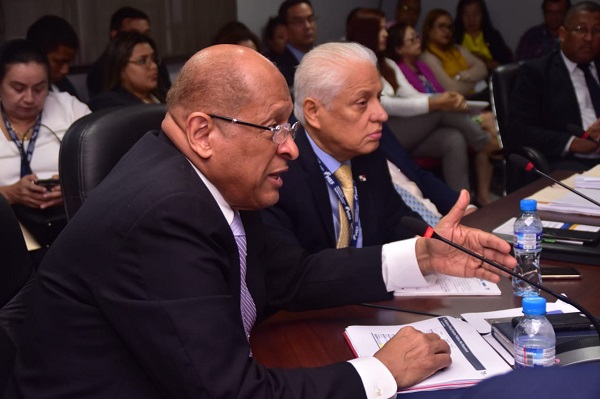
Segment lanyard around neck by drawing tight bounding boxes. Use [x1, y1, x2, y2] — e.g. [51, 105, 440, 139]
[2, 110, 43, 177]
[316, 157, 360, 247]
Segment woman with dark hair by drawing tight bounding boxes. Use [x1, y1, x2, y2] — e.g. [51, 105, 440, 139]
[213, 21, 262, 52]
[421, 9, 488, 98]
[454, 0, 513, 72]
[89, 31, 165, 111]
[347, 8, 497, 205]
[0, 39, 90, 247]
[385, 22, 500, 205]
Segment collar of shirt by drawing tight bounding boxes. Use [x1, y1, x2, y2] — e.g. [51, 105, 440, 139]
[286, 43, 306, 62]
[305, 129, 349, 173]
[187, 159, 235, 225]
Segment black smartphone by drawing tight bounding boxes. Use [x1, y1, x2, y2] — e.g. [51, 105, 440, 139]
[512, 312, 595, 331]
[541, 266, 582, 280]
[35, 178, 60, 190]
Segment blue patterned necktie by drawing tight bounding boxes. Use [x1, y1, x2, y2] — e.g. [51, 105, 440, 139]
[230, 212, 257, 345]
[578, 63, 600, 117]
[394, 183, 441, 227]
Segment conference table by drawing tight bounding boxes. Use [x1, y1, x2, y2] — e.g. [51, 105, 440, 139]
[251, 171, 600, 369]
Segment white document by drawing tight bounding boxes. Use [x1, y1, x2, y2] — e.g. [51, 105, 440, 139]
[574, 165, 600, 189]
[344, 316, 512, 394]
[461, 299, 579, 334]
[394, 274, 501, 296]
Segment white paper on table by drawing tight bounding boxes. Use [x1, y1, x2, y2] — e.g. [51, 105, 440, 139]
[461, 299, 579, 334]
[394, 274, 501, 296]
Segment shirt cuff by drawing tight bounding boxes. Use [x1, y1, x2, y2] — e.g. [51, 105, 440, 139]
[347, 357, 397, 399]
[564, 136, 576, 155]
[381, 238, 429, 290]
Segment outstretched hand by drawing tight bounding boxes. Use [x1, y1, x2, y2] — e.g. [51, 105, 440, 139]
[415, 190, 516, 283]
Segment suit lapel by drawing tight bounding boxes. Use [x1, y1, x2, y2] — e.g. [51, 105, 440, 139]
[295, 129, 338, 247]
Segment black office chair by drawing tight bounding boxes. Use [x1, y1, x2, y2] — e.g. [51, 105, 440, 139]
[490, 63, 551, 193]
[59, 104, 167, 219]
[0, 195, 33, 394]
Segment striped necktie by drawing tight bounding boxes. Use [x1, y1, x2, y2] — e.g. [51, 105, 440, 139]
[334, 164, 354, 248]
[230, 212, 256, 346]
[394, 183, 441, 227]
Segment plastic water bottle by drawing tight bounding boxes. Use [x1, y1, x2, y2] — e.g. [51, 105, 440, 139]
[513, 296, 556, 367]
[512, 199, 543, 296]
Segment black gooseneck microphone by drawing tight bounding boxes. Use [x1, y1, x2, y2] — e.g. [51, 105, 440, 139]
[508, 154, 600, 208]
[400, 216, 600, 359]
[566, 124, 600, 145]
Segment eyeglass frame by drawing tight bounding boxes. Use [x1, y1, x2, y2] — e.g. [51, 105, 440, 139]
[128, 54, 162, 67]
[404, 33, 421, 44]
[208, 114, 299, 144]
[563, 25, 600, 37]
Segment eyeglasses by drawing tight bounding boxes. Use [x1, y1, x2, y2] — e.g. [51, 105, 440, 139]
[404, 34, 421, 44]
[288, 15, 318, 27]
[564, 25, 600, 37]
[208, 114, 299, 144]
[434, 23, 454, 31]
[128, 55, 161, 67]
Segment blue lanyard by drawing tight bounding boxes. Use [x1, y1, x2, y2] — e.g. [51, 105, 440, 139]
[2, 110, 43, 177]
[316, 158, 360, 247]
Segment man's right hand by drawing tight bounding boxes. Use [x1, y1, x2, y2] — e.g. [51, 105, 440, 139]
[373, 326, 451, 389]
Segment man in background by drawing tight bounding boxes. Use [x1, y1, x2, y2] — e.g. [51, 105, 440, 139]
[510, 1, 600, 170]
[393, 0, 421, 28]
[516, 0, 571, 60]
[26, 15, 80, 98]
[265, 0, 317, 90]
[86, 6, 171, 98]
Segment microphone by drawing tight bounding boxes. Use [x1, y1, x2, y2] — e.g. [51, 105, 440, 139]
[508, 154, 600, 208]
[401, 216, 600, 365]
[567, 124, 600, 145]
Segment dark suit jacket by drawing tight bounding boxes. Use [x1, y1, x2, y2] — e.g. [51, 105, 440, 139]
[7, 131, 391, 399]
[380, 123, 458, 215]
[54, 77, 80, 99]
[264, 46, 299, 90]
[88, 86, 155, 111]
[262, 127, 422, 253]
[509, 51, 599, 164]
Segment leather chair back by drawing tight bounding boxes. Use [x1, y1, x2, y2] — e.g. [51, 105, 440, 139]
[491, 63, 550, 193]
[59, 104, 167, 219]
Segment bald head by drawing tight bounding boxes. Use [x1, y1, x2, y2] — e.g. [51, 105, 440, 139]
[167, 44, 286, 122]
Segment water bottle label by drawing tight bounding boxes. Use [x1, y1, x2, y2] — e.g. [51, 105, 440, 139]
[514, 232, 541, 250]
[514, 345, 555, 368]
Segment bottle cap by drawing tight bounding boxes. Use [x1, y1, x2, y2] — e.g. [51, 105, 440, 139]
[520, 199, 537, 212]
[522, 296, 546, 316]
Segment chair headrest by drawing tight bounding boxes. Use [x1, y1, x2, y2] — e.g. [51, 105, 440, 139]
[60, 104, 167, 219]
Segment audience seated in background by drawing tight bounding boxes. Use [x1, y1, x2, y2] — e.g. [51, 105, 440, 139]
[264, 0, 317, 90]
[25, 15, 81, 99]
[516, 0, 571, 61]
[510, 1, 600, 171]
[88, 31, 165, 111]
[347, 8, 495, 203]
[392, 0, 421, 27]
[212, 21, 262, 52]
[86, 6, 171, 99]
[453, 0, 513, 72]
[263, 15, 288, 55]
[421, 9, 488, 99]
[0, 39, 90, 249]
[385, 22, 500, 205]
[5, 42, 514, 399]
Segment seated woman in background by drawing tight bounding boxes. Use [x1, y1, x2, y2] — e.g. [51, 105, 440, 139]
[89, 31, 165, 111]
[213, 21, 262, 52]
[347, 8, 496, 205]
[0, 39, 90, 248]
[453, 0, 513, 73]
[385, 22, 500, 205]
[420, 8, 488, 99]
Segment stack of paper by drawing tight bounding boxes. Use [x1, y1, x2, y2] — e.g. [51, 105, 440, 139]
[535, 188, 600, 216]
[344, 317, 512, 394]
[574, 165, 600, 189]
